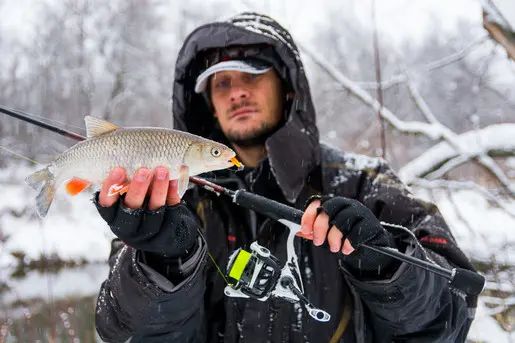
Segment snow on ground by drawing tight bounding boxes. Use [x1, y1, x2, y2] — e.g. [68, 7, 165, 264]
[468, 297, 515, 342]
[1, 162, 514, 341]
[0, 163, 115, 269]
[2, 264, 109, 306]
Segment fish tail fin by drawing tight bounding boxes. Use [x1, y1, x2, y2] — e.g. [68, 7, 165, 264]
[25, 167, 57, 218]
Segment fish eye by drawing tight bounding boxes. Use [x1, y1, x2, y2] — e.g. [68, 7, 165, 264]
[211, 147, 221, 157]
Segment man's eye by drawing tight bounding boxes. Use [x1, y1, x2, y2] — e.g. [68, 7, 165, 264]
[245, 74, 260, 81]
[215, 80, 231, 88]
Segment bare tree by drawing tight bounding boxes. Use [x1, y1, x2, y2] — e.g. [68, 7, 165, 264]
[482, 0, 515, 61]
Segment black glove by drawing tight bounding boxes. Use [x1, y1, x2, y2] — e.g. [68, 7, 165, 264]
[312, 196, 399, 276]
[92, 192, 199, 259]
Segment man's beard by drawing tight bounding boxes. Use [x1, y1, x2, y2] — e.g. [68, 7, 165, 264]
[223, 100, 284, 147]
[225, 121, 279, 147]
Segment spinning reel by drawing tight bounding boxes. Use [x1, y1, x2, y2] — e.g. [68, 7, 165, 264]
[224, 222, 331, 323]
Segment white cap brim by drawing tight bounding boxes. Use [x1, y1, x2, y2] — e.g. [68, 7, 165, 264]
[194, 60, 272, 94]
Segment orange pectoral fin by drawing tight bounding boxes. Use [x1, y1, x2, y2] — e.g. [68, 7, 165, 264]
[65, 178, 92, 196]
[108, 183, 130, 197]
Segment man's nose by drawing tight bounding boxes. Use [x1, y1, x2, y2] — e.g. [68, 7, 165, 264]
[229, 85, 250, 102]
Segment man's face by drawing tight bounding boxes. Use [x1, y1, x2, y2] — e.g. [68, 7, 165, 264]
[209, 68, 284, 146]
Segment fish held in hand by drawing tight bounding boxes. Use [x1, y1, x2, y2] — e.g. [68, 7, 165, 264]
[25, 116, 243, 218]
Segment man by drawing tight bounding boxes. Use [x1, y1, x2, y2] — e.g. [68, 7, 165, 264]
[93, 12, 479, 343]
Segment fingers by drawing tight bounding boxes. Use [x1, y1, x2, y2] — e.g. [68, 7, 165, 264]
[300, 199, 333, 247]
[99, 166, 182, 211]
[99, 167, 126, 207]
[166, 179, 181, 206]
[301, 199, 320, 235]
[327, 225, 343, 252]
[148, 167, 170, 211]
[299, 199, 355, 255]
[312, 211, 329, 246]
[123, 167, 152, 209]
[341, 238, 355, 255]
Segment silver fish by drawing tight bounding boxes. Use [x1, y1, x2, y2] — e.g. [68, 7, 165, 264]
[26, 116, 243, 218]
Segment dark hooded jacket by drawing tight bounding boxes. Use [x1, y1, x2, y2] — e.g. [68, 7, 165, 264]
[95, 12, 479, 343]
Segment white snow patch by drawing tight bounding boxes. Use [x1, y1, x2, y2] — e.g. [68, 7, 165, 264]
[467, 296, 515, 343]
[0, 163, 115, 269]
[331, 173, 349, 188]
[413, 188, 515, 265]
[343, 152, 381, 171]
[399, 124, 515, 184]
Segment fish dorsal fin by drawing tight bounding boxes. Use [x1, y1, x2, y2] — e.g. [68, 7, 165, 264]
[84, 116, 120, 138]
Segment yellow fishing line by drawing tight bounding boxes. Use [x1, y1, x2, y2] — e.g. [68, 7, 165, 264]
[208, 252, 229, 285]
[0, 145, 42, 165]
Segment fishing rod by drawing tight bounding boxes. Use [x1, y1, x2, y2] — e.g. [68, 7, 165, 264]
[0, 104, 486, 297]
[192, 178, 485, 296]
[0, 105, 85, 141]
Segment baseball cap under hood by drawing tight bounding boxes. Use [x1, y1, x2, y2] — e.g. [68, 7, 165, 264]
[171, 12, 320, 204]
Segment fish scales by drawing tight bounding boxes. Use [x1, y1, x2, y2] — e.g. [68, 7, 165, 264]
[26, 116, 241, 218]
[52, 128, 197, 184]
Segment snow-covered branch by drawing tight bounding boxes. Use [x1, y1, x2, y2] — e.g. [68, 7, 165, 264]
[405, 71, 515, 195]
[423, 155, 471, 181]
[298, 44, 445, 139]
[423, 35, 490, 71]
[476, 154, 515, 195]
[405, 70, 439, 123]
[357, 35, 489, 90]
[481, 0, 514, 32]
[472, 45, 497, 92]
[482, 1, 515, 61]
[410, 178, 515, 219]
[300, 41, 515, 195]
[399, 123, 515, 183]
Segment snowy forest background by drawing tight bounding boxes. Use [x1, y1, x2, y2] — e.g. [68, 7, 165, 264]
[0, 0, 514, 342]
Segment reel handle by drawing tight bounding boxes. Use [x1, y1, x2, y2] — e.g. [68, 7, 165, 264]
[280, 277, 331, 322]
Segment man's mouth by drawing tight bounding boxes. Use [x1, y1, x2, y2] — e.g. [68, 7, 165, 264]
[231, 107, 257, 118]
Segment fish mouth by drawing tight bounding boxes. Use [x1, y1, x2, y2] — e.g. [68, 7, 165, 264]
[230, 156, 244, 171]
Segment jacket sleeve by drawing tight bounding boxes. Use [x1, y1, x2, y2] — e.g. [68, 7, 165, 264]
[94, 232, 208, 343]
[341, 158, 478, 342]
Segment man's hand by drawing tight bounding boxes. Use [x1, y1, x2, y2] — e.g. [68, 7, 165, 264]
[298, 196, 397, 275]
[298, 198, 356, 255]
[93, 166, 199, 258]
[98, 166, 181, 210]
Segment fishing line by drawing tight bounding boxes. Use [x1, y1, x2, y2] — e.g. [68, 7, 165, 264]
[207, 252, 229, 285]
[0, 144, 230, 283]
[0, 146, 43, 165]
